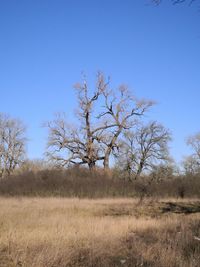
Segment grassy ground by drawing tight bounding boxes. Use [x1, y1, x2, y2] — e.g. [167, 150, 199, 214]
[0, 197, 200, 267]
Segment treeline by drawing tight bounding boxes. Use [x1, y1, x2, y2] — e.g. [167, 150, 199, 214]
[0, 167, 200, 198]
[1, 73, 200, 185]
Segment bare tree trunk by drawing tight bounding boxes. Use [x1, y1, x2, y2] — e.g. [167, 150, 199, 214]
[103, 129, 121, 170]
[134, 159, 144, 180]
[88, 161, 96, 170]
[103, 154, 109, 170]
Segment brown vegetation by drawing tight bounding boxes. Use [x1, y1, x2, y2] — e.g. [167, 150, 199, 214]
[0, 197, 200, 267]
[0, 168, 200, 199]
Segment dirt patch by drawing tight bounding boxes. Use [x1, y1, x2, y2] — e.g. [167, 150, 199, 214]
[95, 200, 200, 218]
[160, 201, 200, 214]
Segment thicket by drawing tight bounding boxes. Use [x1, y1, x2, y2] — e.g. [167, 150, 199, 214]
[0, 167, 199, 198]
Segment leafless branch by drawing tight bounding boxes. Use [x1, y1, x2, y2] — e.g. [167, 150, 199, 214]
[0, 113, 27, 177]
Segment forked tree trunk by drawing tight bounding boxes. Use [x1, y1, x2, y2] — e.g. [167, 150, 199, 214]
[88, 161, 96, 170]
[103, 129, 122, 170]
[134, 160, 144, 180]
[103, 154, 109, 170]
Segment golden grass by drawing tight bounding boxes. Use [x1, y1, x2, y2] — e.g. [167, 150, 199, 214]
[0, 197, 200, 267]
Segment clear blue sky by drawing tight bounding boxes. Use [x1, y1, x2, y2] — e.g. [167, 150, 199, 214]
[0, 0, 200, 164]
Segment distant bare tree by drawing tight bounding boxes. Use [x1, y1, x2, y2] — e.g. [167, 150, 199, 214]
[182, 155, 200, 175]
[0, 113, 26, 178]
[187, 132, 200, 159]
[46, 73, 153, 170]
[19, 159, 50, 173]
[149, 163, 176, 182]
[182, 132, 200, 174]
[116, 121, 171, 180]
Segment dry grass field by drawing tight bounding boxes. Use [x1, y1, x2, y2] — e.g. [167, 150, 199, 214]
[0, 197, 200, 267]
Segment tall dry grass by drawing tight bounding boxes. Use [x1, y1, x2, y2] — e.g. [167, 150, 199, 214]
[0, 197, 200, 267]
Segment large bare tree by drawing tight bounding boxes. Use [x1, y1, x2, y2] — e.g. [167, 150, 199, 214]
[99, 85, 153, 169]
[116, 121, 171, 180]
[0, 113, 26, 177]
[46, 73, 153, 170]
[46, 73, 111, 169]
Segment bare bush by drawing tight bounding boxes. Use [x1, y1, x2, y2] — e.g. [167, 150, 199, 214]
[0, 167, 200, 198]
